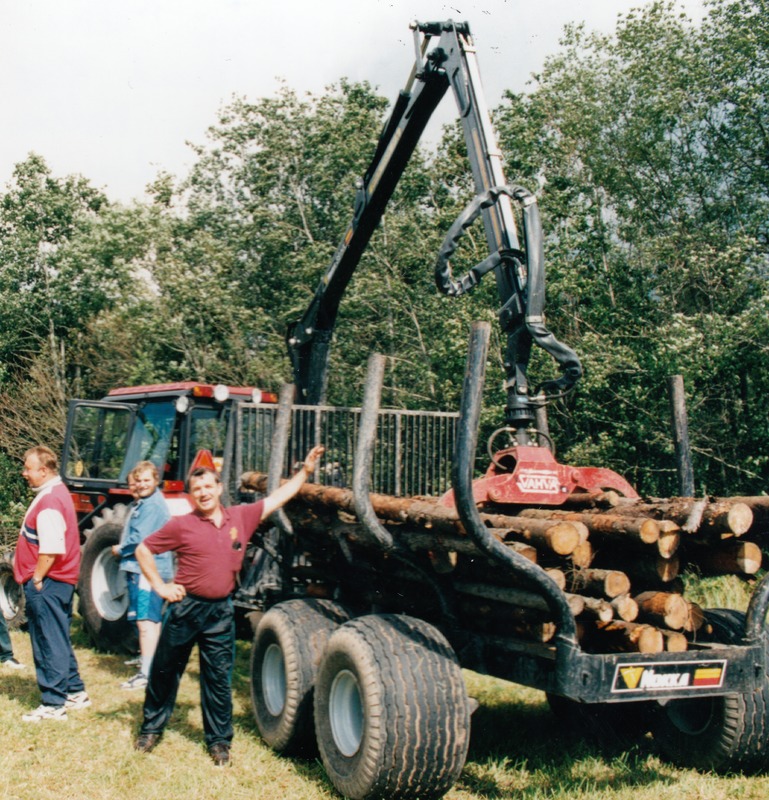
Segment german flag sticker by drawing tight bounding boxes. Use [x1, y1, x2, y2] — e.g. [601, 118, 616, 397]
[693, 666, 724, 687]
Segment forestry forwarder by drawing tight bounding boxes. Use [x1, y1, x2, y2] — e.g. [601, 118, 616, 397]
[256, 19, 769, 800]
[0, 19, 766, 800]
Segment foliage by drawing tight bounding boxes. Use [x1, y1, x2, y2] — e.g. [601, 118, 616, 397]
[0, 451, 29, 550]
[0, 154, 112, 384]
[494, 0, 769, 495]
[0, 350, 68, 456]
[179, 80, 471, 408]
[2, 1, 769, 500]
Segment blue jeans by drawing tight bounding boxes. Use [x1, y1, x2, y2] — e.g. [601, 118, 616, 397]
[24, 578, 85, 706]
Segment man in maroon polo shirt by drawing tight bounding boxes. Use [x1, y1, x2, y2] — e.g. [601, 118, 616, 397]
[133, 444, 324, 766]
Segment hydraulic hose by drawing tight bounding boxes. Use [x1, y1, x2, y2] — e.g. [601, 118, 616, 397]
[452, 321, 578, 648]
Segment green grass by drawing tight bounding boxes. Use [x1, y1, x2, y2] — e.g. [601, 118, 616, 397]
[2, 579, 767, 800]
[680, 571, 758, 611]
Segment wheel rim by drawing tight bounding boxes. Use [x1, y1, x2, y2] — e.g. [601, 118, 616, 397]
[91, 549, 128, 621]
[262, 643, 287, 716]
[328, 668, 364, 757]
[663, 697, 717, 735]
[0, 570, 20, 621]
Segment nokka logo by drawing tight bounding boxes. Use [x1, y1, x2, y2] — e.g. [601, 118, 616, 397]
[639, 669, 690, 690]
[617, 665, 690, 691]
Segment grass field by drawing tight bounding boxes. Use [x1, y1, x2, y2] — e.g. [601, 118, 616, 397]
[2, 581, 769, 800]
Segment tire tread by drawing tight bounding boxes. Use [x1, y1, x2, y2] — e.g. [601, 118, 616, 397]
[315, 614, 469, 799]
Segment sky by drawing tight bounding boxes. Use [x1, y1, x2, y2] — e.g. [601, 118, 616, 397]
[1, 0, 704, 204]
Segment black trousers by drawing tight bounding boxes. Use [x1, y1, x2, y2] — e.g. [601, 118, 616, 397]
[140, 594, 235, 747]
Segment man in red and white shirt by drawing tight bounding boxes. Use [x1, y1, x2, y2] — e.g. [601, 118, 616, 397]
[14, 446, 90, 722]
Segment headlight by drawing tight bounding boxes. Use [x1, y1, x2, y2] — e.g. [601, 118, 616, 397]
[213, 384, 230, 402]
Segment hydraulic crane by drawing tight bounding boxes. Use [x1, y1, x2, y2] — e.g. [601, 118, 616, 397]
[287, 20, 637, 505]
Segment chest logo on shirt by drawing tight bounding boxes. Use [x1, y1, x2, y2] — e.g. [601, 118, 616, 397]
[229, 527, 239, 545]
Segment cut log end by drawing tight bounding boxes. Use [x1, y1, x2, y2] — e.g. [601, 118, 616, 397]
[545, 523, 582, 556]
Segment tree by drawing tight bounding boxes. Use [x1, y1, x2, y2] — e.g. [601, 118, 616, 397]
[177, 81, 474, 408]
[493, 0, 769, 495]
[0, 154, 111, 386]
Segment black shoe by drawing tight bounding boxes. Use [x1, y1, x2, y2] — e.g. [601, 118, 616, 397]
[134, 732, 161, 753]
[209, 742, 231, 767]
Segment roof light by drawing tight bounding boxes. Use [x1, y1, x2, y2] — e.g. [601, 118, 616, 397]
[213, 384, 230, 402]
[251, 389, 263, 405]
[175, 396, 190, 414]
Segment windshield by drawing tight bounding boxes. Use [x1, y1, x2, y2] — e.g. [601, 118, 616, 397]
[64, 400, 176, 482]
[189, 405, 230, 472]
[122, 401, 176, 480]
[64, 404, 133, 481]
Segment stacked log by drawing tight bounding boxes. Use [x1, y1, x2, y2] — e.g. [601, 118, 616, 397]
[580, 620, 665, 654]
[608, 497, 754, 540]
[634, 591, 696, 631]
[240, 473, 760, 655]
[684, 540, 762, 575]
[609, 594, 639, 622]
[567, 567, 630, 599]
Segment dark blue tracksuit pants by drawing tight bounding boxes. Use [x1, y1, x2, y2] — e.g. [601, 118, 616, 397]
[140, 594, 235, 747]
[24, 578, 85, 707]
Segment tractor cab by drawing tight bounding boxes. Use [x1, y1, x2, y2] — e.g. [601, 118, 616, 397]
[62, 382, 277, 530]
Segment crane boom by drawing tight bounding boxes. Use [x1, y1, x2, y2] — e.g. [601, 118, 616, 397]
[286, 19, 581, 439]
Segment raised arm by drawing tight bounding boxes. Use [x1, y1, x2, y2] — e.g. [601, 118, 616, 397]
[262, 444, 325, 520]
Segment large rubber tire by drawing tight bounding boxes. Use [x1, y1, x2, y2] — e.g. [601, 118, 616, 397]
[0, 559, 25, 630]
[651, 608, 769, 772]
[77, 507, 138, 653]
[314, 614, 470, 800]
[250, 599, 350, 755]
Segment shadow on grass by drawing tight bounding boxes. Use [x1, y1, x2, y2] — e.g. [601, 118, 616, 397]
[458, 693, 672, 798]
[0, 670, 40, 710]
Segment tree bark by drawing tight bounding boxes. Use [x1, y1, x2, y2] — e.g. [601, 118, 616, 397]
[685, 540, 763, 575]
[584, 620, 664, 654]
[518, 508, 660, 545]
[611, 497, 753, 537]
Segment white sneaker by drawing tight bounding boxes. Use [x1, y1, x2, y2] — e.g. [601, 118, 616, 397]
[124, 656, 141, 667]
[22, 704, 67, 722]
[1, 657, 25, 670]
[64, 691, 92, 710]
[120, 673, 148, 690]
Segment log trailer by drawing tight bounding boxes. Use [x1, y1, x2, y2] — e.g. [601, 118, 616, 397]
[1, 19, 768, 800]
